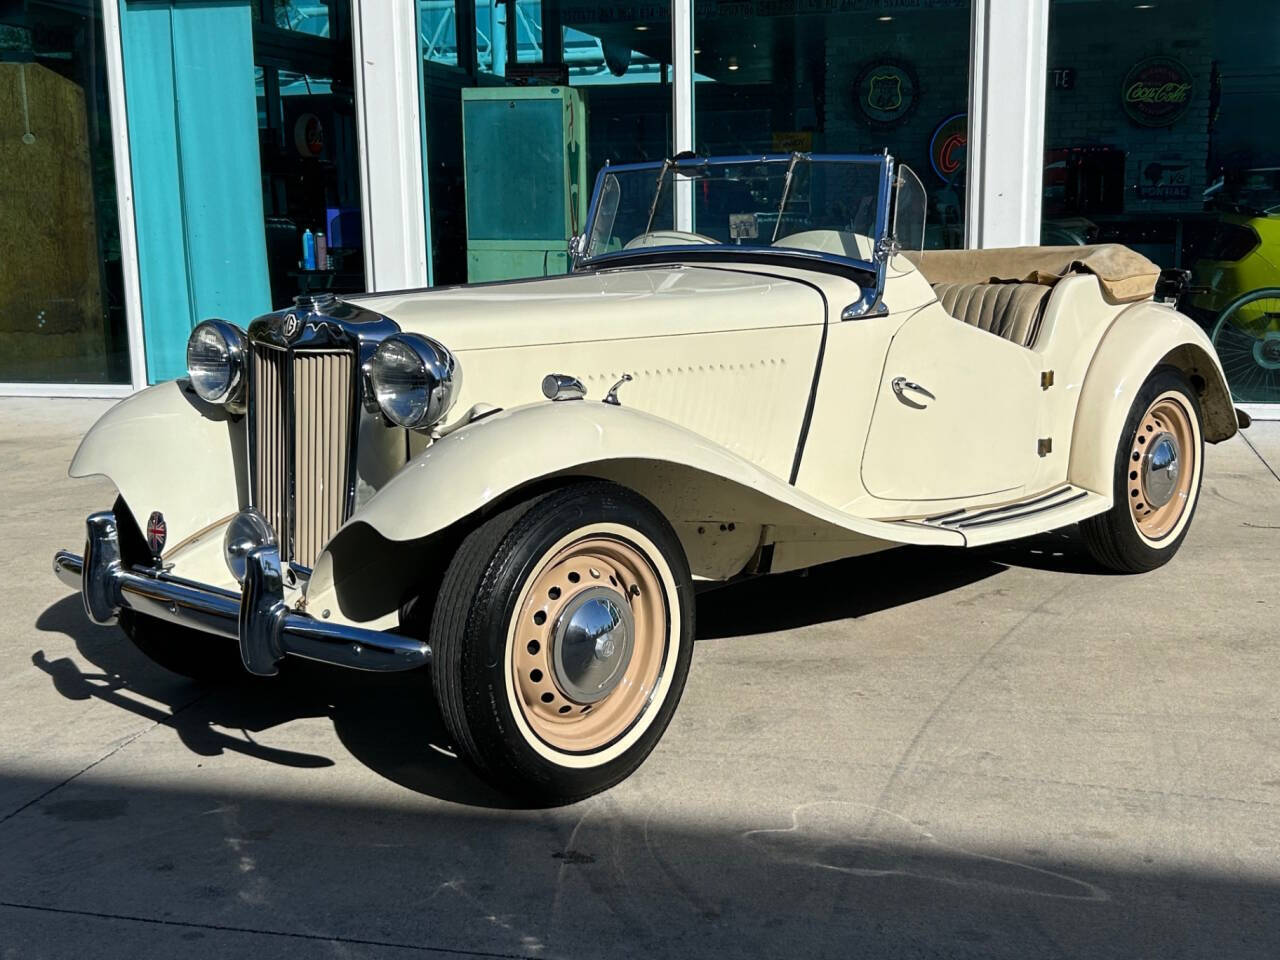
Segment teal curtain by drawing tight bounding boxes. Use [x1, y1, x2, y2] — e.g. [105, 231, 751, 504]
[122, 1, 270, 383]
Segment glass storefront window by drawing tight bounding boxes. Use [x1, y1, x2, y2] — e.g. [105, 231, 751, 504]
[1044, 0, 1280, 403]
[421, 1, 671, 285]
[693, 0, 971, 250]
[269, 0, 331, 37]
[420, 0, 459, 66]
[257, 61, 365, 308]
[0, 1, 129, 383]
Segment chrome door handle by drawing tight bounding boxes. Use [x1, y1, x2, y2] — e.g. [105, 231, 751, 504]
[891, 376, 934, 400]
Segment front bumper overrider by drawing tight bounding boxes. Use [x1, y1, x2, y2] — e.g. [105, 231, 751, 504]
[53, 512, 429, 676]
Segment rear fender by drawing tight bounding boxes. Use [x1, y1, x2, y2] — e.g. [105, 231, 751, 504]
[69, 380, 246, 552]
[305, 401, 965, 626]
[1068, 302, 1236, 498]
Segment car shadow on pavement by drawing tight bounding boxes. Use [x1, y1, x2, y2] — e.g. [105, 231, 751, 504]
[695, 544, 1010, 640]
[33, 596, 518, 810]
[32, 532, 1106, 809]
[698, 531, 1115, 641]
[973, 526, 1124, 576]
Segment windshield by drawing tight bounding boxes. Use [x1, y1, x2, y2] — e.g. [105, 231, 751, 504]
[582, 154, 891, 267]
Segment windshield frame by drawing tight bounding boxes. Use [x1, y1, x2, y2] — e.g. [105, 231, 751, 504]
[576, 152, 896, 283]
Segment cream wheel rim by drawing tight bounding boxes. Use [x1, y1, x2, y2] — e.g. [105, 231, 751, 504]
[1127, 394, 1196, 541]
[511, 534, 667, 753]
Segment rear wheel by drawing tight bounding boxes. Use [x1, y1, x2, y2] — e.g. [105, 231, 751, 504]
[1079, 366, 1204, 573]
[427, 482, 694, 805]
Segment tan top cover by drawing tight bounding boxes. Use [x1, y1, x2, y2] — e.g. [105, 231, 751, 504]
[905, 244, 1161, 304]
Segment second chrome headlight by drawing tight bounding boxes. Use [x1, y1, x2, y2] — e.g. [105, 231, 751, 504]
[368, 333, 461, 430]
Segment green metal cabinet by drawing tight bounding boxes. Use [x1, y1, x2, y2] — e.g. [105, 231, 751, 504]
[461, 86, 588, 282]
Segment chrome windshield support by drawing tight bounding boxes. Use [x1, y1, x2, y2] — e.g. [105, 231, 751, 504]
[53, 512, 430, 677]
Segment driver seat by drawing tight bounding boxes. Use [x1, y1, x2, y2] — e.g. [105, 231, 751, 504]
[931, 281, 1051, 350]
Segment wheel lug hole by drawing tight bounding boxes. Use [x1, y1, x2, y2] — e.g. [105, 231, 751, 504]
[548, 586, 561, 600]
[533, 610, 546, 626]
[530, 668, 543, 682]
[540, 692, 554, 704]
[558, 705, 571, 714]
[527, 639, 540, 656]
[567, 571, 580, 584]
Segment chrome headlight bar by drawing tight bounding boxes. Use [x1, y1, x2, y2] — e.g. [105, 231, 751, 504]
[367, 333, 462, 431]
[186, 319, 247, 409]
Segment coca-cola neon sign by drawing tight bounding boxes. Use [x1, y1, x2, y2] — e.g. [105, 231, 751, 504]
[1122, 57, 1194, 128]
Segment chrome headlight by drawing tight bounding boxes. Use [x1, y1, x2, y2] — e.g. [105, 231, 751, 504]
[186, 319, 246, 406]
[368, 333, 461, 430]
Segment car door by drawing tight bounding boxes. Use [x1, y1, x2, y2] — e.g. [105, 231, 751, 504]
[860, 304, 1044, 502]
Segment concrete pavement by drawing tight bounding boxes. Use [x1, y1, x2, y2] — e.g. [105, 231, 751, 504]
[2, 397, 1278, 959]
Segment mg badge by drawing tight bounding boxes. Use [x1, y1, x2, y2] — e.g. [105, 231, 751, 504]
[282, 313, 301, 339]
[146, 511, 167, 556]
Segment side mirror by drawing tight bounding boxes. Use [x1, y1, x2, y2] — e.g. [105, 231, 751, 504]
[568, 233, 585, 267]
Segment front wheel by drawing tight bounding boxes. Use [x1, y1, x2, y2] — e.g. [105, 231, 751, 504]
[428, 482, 694, 805]
[1079, 366, 1204, 573]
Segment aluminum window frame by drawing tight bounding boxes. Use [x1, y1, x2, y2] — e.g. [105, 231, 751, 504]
[0, 0, 147, 398]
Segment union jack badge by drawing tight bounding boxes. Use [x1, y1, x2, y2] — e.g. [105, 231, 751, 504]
[146, 511, 167, 556]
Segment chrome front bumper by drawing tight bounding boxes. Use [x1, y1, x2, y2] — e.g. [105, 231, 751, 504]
[53, 512, 429, 676]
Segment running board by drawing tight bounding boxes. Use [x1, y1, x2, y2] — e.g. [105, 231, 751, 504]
[909, 485, 1110, 547]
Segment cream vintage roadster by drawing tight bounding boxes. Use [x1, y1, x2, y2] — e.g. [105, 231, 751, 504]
[53, 153, 1244, 803]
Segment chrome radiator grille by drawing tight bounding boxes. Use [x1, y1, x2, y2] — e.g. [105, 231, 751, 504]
[250, 343, 356, 568]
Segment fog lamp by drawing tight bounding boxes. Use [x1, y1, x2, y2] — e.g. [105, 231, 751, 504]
[223, 509, 276, 583]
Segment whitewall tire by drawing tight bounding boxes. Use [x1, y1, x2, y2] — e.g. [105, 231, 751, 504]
[427, 481, 694, 804]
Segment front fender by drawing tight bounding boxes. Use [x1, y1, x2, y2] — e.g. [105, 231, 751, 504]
[1068, 302, 1236, 497]
[70, 380, 246, 550]
[305, 401, 964, 625]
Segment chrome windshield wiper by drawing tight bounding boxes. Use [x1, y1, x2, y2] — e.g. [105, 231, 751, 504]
[643, 157, 674, 236]
[771, 151, 809, 243]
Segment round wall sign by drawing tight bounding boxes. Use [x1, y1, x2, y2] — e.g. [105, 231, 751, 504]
[293, 113, 325, 158]
[929, 112, 967, 185]
[1122, 57, 1194, 128]
[852, 59, 919, 129]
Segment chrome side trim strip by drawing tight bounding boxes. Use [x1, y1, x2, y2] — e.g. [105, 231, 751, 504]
[938, 485, 1078, 527]
[954, 491, 1089, 530]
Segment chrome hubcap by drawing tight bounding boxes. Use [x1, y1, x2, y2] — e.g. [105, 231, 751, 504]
[552, 586, 635, 703]
[1255, 333, 1280, 371]
[1142, 431, 1180, 508]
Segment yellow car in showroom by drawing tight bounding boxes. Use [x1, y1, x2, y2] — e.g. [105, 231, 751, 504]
[53, 153, 1242, 803]
[1191, 210, 1280, 318]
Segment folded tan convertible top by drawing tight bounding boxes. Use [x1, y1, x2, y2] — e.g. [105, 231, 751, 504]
[905, 244, 1161, 304]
